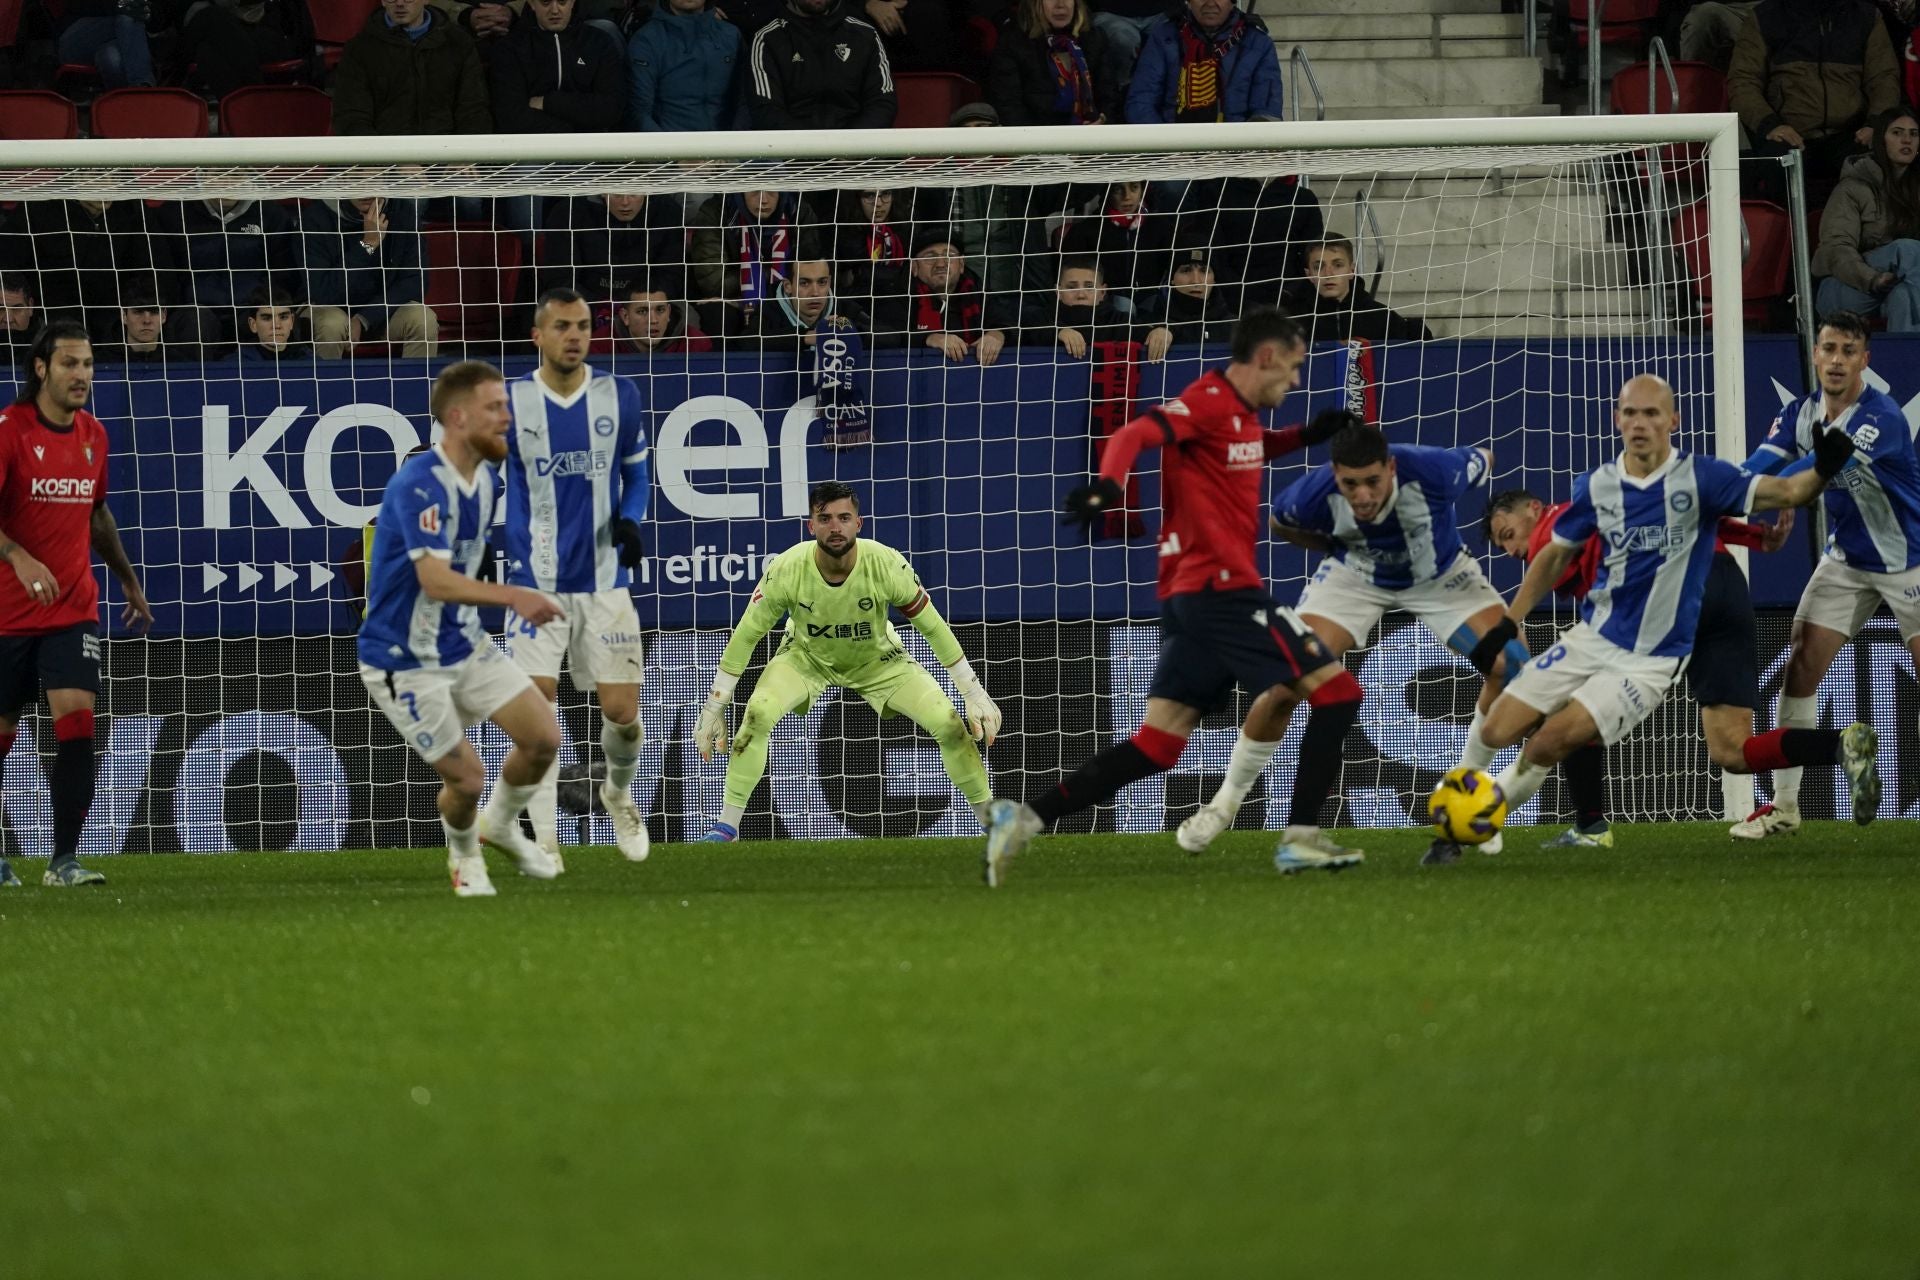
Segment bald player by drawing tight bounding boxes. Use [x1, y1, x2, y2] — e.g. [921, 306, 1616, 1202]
[1464, 374, 1882, 828]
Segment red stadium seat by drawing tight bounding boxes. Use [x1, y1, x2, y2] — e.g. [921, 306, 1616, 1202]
[1609, 60, 1726, 115]
[0, 90, 81, 140]
[422, 222, 524, 346]
[1569, 0, 1659, 49]
[91, 87, 211, 139]
[0, 0, 24, 49]
[892, 72, 984, 128]
[220, 84, 335, 137]
[310, 0, 381, 67]
[1672, 199, 1791, 325]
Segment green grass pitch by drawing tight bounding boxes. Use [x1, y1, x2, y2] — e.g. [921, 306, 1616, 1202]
[5, 822, 1916, 1279]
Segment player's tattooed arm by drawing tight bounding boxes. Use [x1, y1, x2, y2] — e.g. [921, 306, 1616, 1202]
[90, 505, 154, 630]
[1269, 515, 1335, 553]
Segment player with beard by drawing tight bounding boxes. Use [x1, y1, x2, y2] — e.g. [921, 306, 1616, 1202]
[692, 481, 1002, 842]
[0, 320, 152, 888]
[359, 361, 566, 898]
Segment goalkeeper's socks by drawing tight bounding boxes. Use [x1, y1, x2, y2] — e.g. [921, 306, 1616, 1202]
[1213, 733, 1281, 815]
[1741, 727, 1839, 773]
[1286, 673, 1361, 829]
[1029, 725, 1186, 824]
[602, 716, 642, 792]
[719, 801, 745, 829]
[50, 710, 96, 863]
[1495, 754, 1552, 811]
[1562, 740, 1608, 828]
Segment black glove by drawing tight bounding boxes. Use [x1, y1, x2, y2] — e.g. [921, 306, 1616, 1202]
[1061, 477, 1125, 531]
[611, 518, 646, 568]
[1302, 408, 1364, 445]
[1466, 616, 1518, 676]
[1812, 424, 1856, 479]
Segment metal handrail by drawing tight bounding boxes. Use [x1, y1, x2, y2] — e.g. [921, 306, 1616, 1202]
[1587, 0, 1605, 116]
[1288, 46, 1326, 124]
[1356, 193, 1385, 294]
[1645, 35, 1679, 115]
[1524, 0, 1536, 58]
[1640, 38, 1679, 327]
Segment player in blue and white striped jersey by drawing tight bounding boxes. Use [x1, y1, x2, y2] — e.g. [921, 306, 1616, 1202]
[1469, 373, 1881, 828]
[359, 361, 567, 897]
[1729, 312, 1920, 837]
[1176, 424, 1523, 854]
[498, 288, 653, 867]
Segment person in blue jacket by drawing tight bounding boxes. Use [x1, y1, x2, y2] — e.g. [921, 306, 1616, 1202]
[1124, 0, 1282, 125]
[628, 0, 745, 131]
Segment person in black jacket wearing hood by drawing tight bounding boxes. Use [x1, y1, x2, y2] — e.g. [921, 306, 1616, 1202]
[1022, 257, 1148, 355]
[1134, 245, 1234, 360]
[747, 0, 897, 129]
[1297, 237, 1432, 344]
[492, 0, 628, 131]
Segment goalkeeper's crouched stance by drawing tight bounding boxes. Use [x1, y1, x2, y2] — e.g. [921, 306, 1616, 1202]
[691, 482, 1001, 841]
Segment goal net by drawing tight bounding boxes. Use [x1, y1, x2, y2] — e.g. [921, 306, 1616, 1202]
[0, 114, 1760, 857]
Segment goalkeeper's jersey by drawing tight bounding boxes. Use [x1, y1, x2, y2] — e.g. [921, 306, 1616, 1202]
[720, 537, 953, 681]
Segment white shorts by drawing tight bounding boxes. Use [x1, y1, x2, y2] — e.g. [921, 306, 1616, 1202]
[1793, 556, 1920, 644]
[504, 589, 645, 687]
[1502, 622, 1683, 746]
[1295, 552, 1506, 651]
[362, 641, 534, 763]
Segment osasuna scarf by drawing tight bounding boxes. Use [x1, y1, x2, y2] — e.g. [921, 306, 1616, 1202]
[1173, 10, 1247, 124]
[1089, 339, 1146, 538]
[775, 288, 870, 448]
[1047, 33, 1097, 124]
[729, 195, 794, 305]
[866, 221, 905, 264]
[912, 277, 983, 338]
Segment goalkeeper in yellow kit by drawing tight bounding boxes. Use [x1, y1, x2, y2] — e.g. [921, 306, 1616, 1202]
[692, 480, 1002, 841]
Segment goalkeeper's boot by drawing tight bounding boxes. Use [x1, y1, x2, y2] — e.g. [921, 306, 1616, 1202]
[475, 814, 562, 881]
[1175, 804, 1234, 854]
[983, 799, 1040, 888]
[1543, 820, 1614, 849]
[43, 858, 107, 887]
[1839, 721, 1880, 826]
[701, 822, 738, 843]
[1729, 803, 1800, 840]
[1274, 829, 1363, 876]
[1420, 837, 1463, 866]
[448, 855, 497, 898]
[600, 782, 651, 862]
[0, 857, 21, 888]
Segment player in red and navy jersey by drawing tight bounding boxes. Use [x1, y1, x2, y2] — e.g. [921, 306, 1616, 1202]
[982, 308, 1365, 885]
[0, 320, 151, 888]
[1476, 486, 1796, 856]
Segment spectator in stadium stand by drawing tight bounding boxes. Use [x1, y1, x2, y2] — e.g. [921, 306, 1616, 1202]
[237, 286, 312, 362]
[589, 276, 716, 356]
[1678, 1, 1760, 72]
[858, 0, 968, 74]
[985, 0, 1127, 126]
[165, 197, 305, 347]
[1296, 237, 1433, 343]
[490, 0, 628, 132]
[0, 200, 184, 345]
[1132, 244, 1234, 360]
[1728, 0, 1901, 200]
[1056, 180, 1177, 307]
[1087, 0, 1165, 69]
[687, 189, 816, 335]
[1812, 106, 1920, 331]
[731, 255, 868, 348]
[1022, 256, 1152, 354]
[831, 188, 916, 309]
[1123, 0, 1281, 125]
[538, 192, 688, 310]
[0, 278, 41, 365]
[302, 197, 441, 358]
[332, 0, 493, 136]
[627, 0, 746, 130]
[746, 0, 898, 129]
[932, 101, 1037, 310]
[54, 0, 157, 88]
[1178, 169, 1324, 310]
[869, 232, 1009, 364]
[94, 288, 195, 365]
[179, 0, 317, 99]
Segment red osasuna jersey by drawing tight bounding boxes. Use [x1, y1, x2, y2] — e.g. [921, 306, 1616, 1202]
[0, 403, 109, 635]
[1123, 371, 1273, 598]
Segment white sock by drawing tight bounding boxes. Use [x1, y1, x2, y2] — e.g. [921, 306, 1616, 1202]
[719, 802, 744, 829]
[1213, 734, 1281, 815]
[1494, 755, 1552, 811]
[1282, 824, 1320, 843]
[441, 815, 479, 860]
[1460, 707, 1497, 771]
[602, 716, 642, 793]
[530, 755, 560, 851]
[483, 777, 538, 832]
[1773, 694, 1816, 813]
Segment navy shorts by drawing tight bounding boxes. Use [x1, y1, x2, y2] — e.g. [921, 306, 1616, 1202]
[1147, 588, 1336, 715]
[1686, 552, 1758, 711]
[0, 622, 101, 719]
